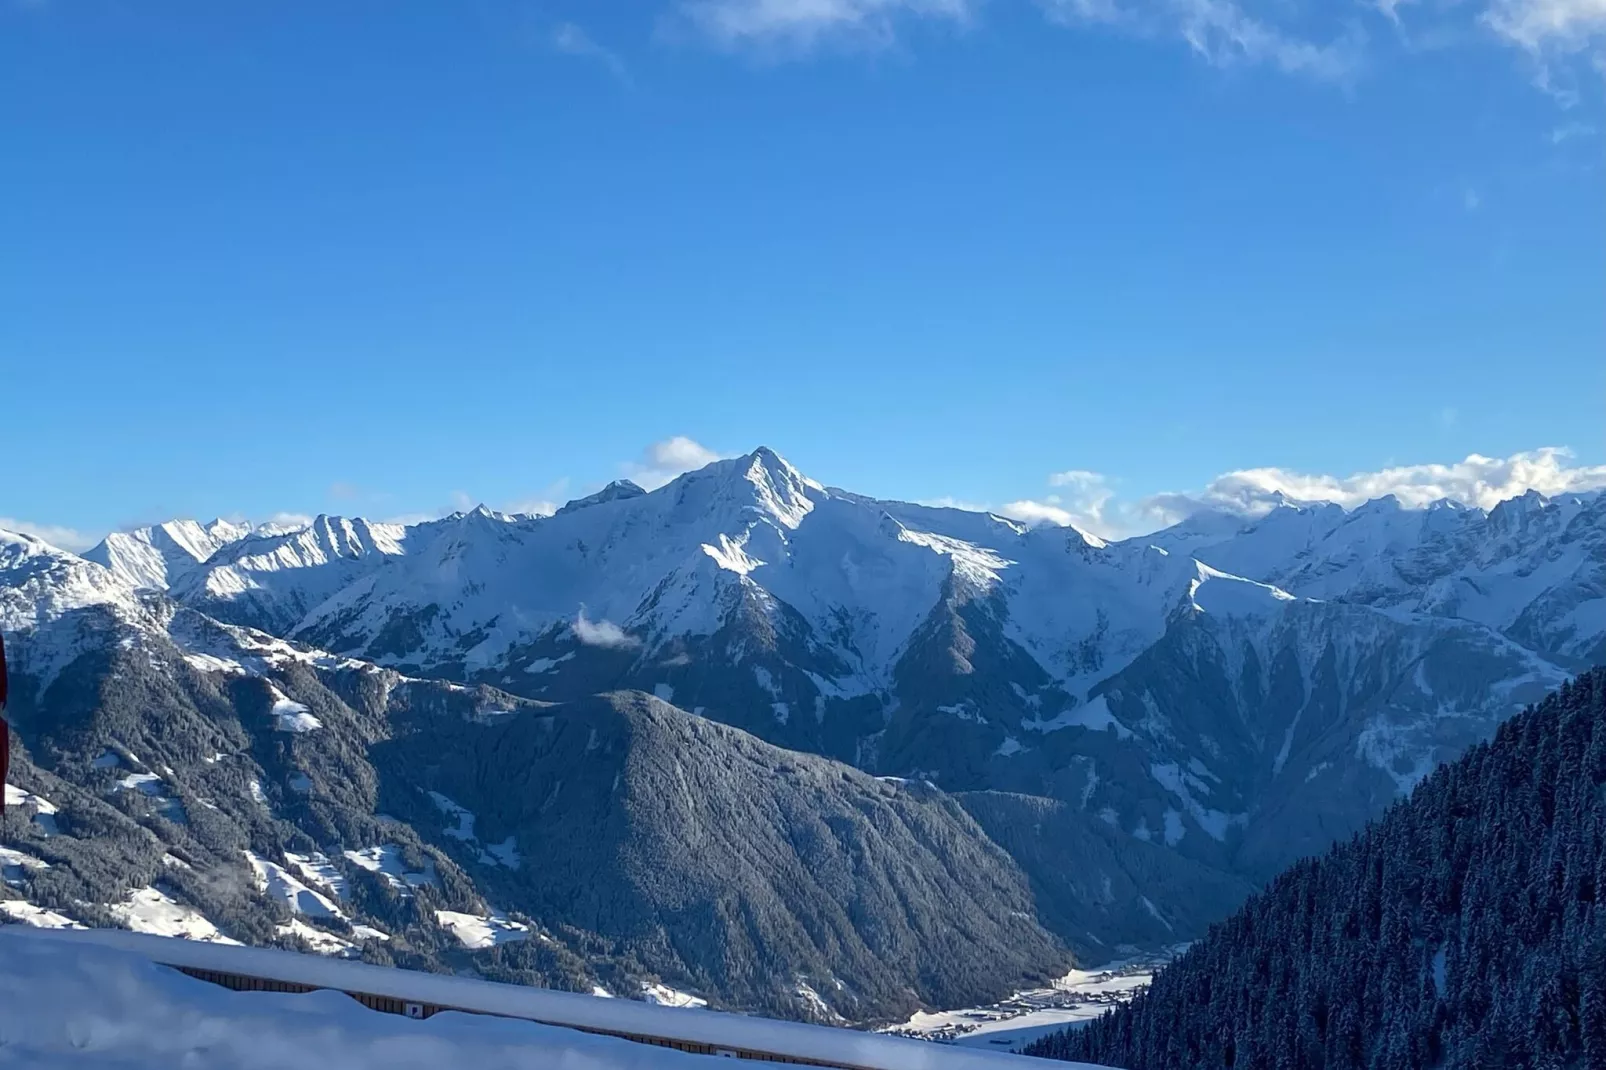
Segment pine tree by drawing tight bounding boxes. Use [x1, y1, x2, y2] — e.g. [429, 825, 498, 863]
[1027, 667, 1606, 1070]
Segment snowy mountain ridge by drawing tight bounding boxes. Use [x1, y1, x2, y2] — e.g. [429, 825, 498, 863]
[2, 447, 1600, 1022]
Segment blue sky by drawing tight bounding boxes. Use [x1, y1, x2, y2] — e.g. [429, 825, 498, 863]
[3, 0, 1602, 548]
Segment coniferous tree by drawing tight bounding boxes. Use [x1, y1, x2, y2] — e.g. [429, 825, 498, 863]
[1027, 669, 1606, 1070]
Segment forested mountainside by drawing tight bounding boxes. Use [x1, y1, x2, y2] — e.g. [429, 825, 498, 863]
[1028, 667, 1606, 1070]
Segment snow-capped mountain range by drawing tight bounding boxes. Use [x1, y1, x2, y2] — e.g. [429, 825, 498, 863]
[1, 447, 1600, 1020]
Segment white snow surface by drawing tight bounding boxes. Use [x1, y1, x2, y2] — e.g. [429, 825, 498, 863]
[83, 519, 252, 591]
[344, 845, 438, 892]
[640, 982, 708, 1009]
[435, 910, 531, 949]
[0, 901, 83, 929]
[267, 687, 322, 732]
[245, 852, 344, 919]
[887, 947, 1181, 1052]
[0, 936, 717, 1068]
[108, 887, 240, 945]
[0, 929, 1084, 1068]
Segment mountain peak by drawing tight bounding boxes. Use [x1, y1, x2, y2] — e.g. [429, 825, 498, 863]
[557, 480, 647, 516]
[735, 447, 820, 529]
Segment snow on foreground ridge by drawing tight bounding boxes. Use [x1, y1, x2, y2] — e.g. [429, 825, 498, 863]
[0, 929, 1107, 1069]
[0, 936, 742, 1069]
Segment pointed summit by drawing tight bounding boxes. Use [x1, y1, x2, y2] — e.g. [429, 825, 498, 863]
[735, 447, 821, 530]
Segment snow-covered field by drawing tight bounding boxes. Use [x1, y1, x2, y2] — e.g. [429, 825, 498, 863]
[108, 887, 241, 945]
[434, 909, 531, 949]
[0, 935, 724, 1068]
[885, 949, 1181, 1052]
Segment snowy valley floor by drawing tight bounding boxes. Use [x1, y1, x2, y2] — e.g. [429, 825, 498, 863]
[883, 947, 1181, 1052]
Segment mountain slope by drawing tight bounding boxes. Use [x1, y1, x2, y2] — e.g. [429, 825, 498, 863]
[369, 689, 1081, 1020]
[5, 449, 1602, 1022]
[2, 535, 1123, 1022]
[171, 516, 415, 633]
[1028, 667, 1606, 1069]
[84, 519, 252, 591]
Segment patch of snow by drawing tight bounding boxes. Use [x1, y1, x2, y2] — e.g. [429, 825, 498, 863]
[1, 846, 51, 885]
[485, 838, 522, 871]
[938, 701, 983, 723]
[117, 772, 164, 795]
[435, 910, 530, 950]
[183, 652, 246, 675]
[653, 683, 675, 702]
[0, 932, 761, 1068]
[885, 946, 1179, 1051]
[109, 887, 240, 945]
[1149, 762, 1239, 842]
[269, 688, 323, 733]
[91, 751, 122, 770]
[428, 791, 477, 842]
[640, 982, 707, 1009]
[245, 852, 344, 919]
[5, 784, 60, 835]
[994, 736, 1023, 757]
[1022, 695, 1132, 739]
[524, 652, 575, 674]
[0, 901, 82, 929]
[276, 918, 361, 958]
[343, 846, 438, 892]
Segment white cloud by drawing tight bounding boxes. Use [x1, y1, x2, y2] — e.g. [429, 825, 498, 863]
[1479, 0, 1606, 104]
[998, 499, 1081, 526]
[959, 446, 1606, 542]
[676, 0, 976, 51]
[261, 512, 315, 531]
[1141, 447, 1606, 529]
[1482, 0, 1606, 53]
[1373, 0, 1416, 26]
[1040, 0, 1363, 80]
[1553, 119, 1599, 141]
[552, 21, 632, 83]
[573, 607, 641, 649]
[624, 436, 729, 490]
[0, 518, 97, 552]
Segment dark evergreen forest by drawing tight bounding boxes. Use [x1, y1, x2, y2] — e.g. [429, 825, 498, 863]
[1028, 667, 1606, 1070]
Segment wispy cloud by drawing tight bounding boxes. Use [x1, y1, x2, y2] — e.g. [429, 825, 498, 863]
[1553, 119, 1599, 142]
[552, 21, 633, 83]
[1481, 0, 1606, 53]
[675, 0, 978, 52]
[260, 512, 316, 531]
[624, 436, 730, 490]
[573, 607, 641, 648]
[0, 517, 98, 552]
[1140, 447, 1606, 528]
[1480, 0, 1606, 105]
[1040, 0, 1364, 80]
[507, 478, 570, 517]
[957, 446, 1606, 540]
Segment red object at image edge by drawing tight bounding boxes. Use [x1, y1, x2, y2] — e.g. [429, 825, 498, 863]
[1, 631, 9, 815]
